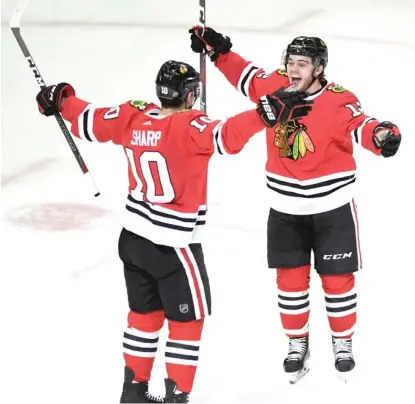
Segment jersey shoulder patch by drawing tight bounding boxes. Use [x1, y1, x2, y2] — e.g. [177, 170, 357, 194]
[276, 67, 288, 77]
[129, 100, 150, 111]
[326, 83, 347, 93]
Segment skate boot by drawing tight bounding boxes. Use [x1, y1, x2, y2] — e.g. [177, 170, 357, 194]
[120, 367, 164, 403]
[283, 336, 310, 384]
[164, 378, 190, 403]
[332, 336, 355, 381]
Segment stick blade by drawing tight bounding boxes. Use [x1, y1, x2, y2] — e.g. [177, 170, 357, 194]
[10, 0, 31, 28]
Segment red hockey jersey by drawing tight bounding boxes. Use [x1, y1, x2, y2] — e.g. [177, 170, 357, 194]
[61, 96, 264, 246]
[214, 51, 383, 215]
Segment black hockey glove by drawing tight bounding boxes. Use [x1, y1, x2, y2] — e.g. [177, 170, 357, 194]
[257, 87, 313, 127]
[372, 121, 401, 157]
[36, 82, 75, 117]
[189, 26, 232, 62]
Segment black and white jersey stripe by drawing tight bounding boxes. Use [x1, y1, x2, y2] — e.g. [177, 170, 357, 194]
[266, 170, 357, 214]
[351, 117, 376, 144]
[212, 121, 227, 155]
[124, 195, 207, 247]
[78, 105, 98, 142]
[266, 171, 356, 199]
[126, 195, 206, 231]
[237, 63, 260, 97]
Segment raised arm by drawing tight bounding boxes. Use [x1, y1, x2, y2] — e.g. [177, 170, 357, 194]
[36, 83, 141, 145]
[189, 26, 289, 102]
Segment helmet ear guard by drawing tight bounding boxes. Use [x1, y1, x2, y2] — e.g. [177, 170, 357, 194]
[182, 81, 201, 108]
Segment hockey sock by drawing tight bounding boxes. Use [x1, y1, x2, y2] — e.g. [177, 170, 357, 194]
[123, 310, 165, 382]
[320, 273, 356, 338]
[165, 318, 204, 393]
[277, 265, 311, 337]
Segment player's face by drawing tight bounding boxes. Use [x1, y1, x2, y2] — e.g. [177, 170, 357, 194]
[287, 55, 316, 91]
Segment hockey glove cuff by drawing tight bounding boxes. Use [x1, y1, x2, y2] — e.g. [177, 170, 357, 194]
[372, 121, 401, 157]
[189, 26, 232, 61]
[36, 83, 75, 117]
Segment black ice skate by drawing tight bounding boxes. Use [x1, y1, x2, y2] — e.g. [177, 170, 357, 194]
[332, 336, 355, 382]
[120, 367, 164, 403]
[283, 336, 310, 384]
[164, 378, 190, 403]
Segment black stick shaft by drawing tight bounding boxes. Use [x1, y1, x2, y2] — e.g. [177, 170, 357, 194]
[11, 26, 100, 196]
[199, 0, 206, 113]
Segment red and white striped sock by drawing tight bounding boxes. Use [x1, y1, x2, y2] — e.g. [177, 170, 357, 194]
[277, 265, 311, 338]
[123, 310, 165, 382]
[320, 273, 357, 338]
[165, 319, 204, 393]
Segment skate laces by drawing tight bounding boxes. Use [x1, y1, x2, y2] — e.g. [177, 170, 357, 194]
[333, 338, 353, 361]
[145, 391, 165, 403]
[287, 337, 308, 361]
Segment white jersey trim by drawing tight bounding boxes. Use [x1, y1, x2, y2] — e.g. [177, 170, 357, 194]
[212, 121, 230, 155]
[266, 170, 357, 215]
[123, 195, 206, 247]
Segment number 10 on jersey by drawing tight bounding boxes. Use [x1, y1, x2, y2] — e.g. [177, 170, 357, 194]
[126, 149, 175, 203]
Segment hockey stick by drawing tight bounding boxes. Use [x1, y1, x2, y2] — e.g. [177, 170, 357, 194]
[10, 0, 100, 197]
[199, 0, 207, 113]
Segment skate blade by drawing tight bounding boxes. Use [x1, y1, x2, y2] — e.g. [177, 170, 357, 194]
[288, 360, 310, 385]
[289, 367, 309, 384]
[336, 368, 354, 383]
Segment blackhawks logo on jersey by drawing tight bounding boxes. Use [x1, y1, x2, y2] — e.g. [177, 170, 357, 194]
[276, 67, 288, 76]
[273, 120, 315, 160]
[129, 100, 149, 111]
[327, 84, 347, 93]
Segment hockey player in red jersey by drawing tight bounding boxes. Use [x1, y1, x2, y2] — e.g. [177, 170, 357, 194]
[35, 60, 313, 401]
[189, 27, 402, 383]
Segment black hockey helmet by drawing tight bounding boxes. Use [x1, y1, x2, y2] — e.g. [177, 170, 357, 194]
[283, 36, 328, 70]
[156, 60, 201, 107]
